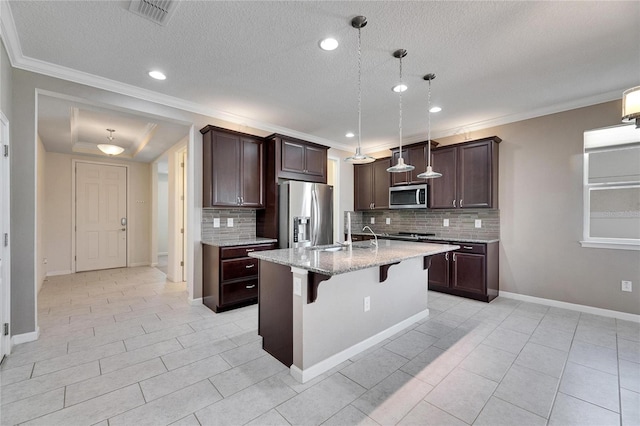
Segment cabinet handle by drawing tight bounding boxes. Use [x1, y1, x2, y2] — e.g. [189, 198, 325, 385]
[452, 199, 456, 208]
[445, 252, 449, 261]
[245, 264, 255, 269]
[460, 199, 463, 207]
[245, 284, 256, 289]
[372, 203, 375, 209]
[463, 246, 473, 250]
[453, 253, 456, 262]
[245, 249, 255, 253]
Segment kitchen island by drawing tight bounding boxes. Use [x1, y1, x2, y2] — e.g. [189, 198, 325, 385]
[249, 239, 459, 383]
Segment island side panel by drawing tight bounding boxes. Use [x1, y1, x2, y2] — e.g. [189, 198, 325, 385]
[298, 257, 428, 370]
[258, 260, 293, 367]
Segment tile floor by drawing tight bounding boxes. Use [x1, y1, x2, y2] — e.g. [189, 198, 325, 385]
[1, 266, 639, 425]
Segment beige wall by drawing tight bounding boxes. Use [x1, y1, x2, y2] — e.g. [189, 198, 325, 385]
[328, 147, 355, 241]
[435, 101, 640, 315]
[44, 152, 152, 274]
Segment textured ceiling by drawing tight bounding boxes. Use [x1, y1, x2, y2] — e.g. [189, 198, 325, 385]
[7, 1, 640, 156]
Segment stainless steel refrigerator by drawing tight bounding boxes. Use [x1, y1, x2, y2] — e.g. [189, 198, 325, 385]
[279, 181, 333, 249]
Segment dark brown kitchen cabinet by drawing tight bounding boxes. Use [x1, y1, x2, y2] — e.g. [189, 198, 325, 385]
[429, 137, 501, 209]
[354, 157, 391, 210]
[201, 125, 265, 208]
[202, 242, 277, 312]
[268, 134, 328, 183]
[390, 143, 431, 186]
[424, 240, 498, 302]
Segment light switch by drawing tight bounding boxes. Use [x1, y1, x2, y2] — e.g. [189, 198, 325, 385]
[370, 217, 375, 224]
[475, 219, 482, 228]
[227, 218, 234, 227]
[386, 218, 391, 225]
[443, 219, 449, 227]
[213, 218, 220, 228]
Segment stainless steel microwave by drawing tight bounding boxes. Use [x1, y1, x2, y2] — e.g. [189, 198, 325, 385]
[389, 184, 428, 209]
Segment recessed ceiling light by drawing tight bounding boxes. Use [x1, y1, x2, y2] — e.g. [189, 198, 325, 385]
[430, 106, 442, 113]
[392, 84, 408, 93]
[319, 38, 339, 51]
[148, 70, 166, 80]
[345, 132, 355, 138]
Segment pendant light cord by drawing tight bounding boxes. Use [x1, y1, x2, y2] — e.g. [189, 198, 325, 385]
[357, 26, 362, 151]
[427, 78, 432, 164]
[399, 55, 403, 158]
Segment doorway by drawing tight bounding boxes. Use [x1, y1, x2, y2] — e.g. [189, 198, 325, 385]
[0, 112, 10, 361]
[74, 161, 128, 272]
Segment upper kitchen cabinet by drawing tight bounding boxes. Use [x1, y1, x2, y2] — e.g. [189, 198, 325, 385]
[429, 136, 501, 209]
[267, 134, 328, 183]
[354, 157, 391, 211]
[390, 141, 438, 186]
[201, 125, 265, 208]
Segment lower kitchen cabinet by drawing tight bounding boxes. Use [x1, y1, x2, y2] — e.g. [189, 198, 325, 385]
[425, 240, 498, 302]
[202, 242, 276, 312]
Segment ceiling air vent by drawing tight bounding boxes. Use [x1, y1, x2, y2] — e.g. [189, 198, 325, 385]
[128, 0, 178, 26]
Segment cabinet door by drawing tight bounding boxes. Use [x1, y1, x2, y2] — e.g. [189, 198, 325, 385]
[211, 132, 241, 206]
[241, 137, 264, 207]
[304, 145, 326, 178]
[281, 140, 306, 174]
[408, 145, 427, 184]
[354, 163, 374, 211]
[458, 141, 493, 208]
[427, 251, 450, 289]
[429, 147, 457, 209]
[452, 252, 485, 295]
[372, 158, 391, 209]
[390, 150, 410, 186]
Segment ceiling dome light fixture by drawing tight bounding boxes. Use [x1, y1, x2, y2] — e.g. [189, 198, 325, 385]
[418, 74, 442, 179]
[387, 49, 414, 173]
[319, 38, 339, 51]
[344, 15, 375, 165]
[345, 132, 355, 138]
[148, 70, 166, 80]
[622, 86, 640, 128]
[97, 129, 125, 156]
[430, 106, 442, 113]
[392, 84, 408, 93]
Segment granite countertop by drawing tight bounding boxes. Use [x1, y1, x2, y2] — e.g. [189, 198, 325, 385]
[349, 232, 499, 244]
[201, 237, 278, 247]
[248, 240, 460, 276]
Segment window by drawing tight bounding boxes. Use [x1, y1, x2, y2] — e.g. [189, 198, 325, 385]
[582, 124, 640, 250]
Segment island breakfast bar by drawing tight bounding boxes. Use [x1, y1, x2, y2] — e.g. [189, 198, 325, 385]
[249, 240, 459, 383]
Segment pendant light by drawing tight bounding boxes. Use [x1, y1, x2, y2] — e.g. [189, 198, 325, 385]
[387, 49, 414, 173]
[345, 16, 375, 164]
[97, 129, 125, 156]
[417, 74, 442, 179]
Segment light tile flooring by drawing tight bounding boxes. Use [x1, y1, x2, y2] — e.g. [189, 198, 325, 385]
[1, 266, 639, 426]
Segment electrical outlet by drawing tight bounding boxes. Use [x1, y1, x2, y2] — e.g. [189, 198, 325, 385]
[227, 218, 234, 227]
[370, 217, 375, 224]
[622, 280, 633, 292]
[443, 219, 449, 227]
[386, 218, 391, 225]
[475, 219, 482, 228]
[293, 277, 302, 296]
[213, 218, 220, 228]
[364, 296, 370, 312]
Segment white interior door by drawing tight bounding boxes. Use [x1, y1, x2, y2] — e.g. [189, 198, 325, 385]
[180, 150, 187, 281]
[76, 163, 127, 272]
[0, 113, 10, 361]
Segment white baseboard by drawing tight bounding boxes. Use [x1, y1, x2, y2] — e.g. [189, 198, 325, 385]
[45, 270, 73, 277]
[12, 327, 40, 346]
[499, 291, 640, 323]
[189, 297, 203, 306]
[290, 308, 430, 383]
[129, 262, 150, 267]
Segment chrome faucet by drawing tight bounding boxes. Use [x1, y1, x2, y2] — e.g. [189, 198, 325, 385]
[362, 226, 378, 247]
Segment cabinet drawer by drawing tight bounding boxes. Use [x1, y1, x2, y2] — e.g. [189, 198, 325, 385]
[221, 243, 276, 259]
[221, 258, 259, 281]
[221, 279, 258, 305]
[455, 243, 485, 254]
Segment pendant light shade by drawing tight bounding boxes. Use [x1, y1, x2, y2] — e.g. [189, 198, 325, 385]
[345, 15, 375, 165]
[98, 129, 125, 156]
[417, 74, 442, 179]
[622, 85, 640, 128]
[387, 49, 414, 173]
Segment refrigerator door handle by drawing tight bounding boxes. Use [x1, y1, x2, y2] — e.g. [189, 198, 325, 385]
[311, 188, 320, 246]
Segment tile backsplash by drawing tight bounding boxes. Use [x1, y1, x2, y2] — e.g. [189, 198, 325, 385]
[202, 209, 256, 242]
[345, 209, 500, 240]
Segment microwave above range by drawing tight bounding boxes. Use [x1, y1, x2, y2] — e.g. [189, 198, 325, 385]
[389, 184, 428, 209]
